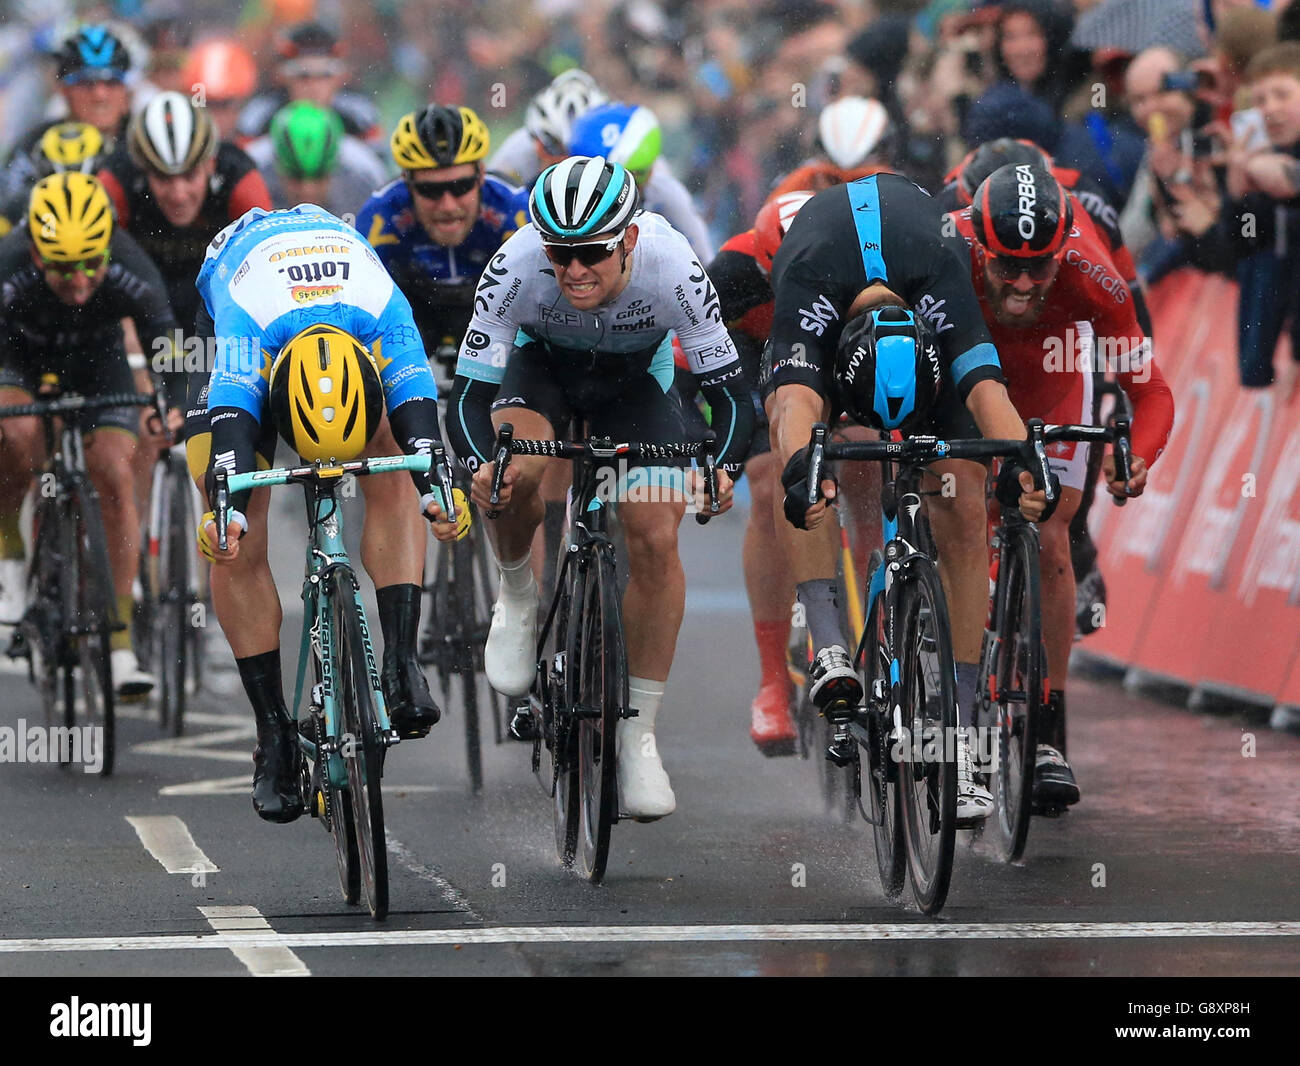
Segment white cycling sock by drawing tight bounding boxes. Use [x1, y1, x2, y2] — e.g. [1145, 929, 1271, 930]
[628, 676, 665, 733]
[498, 551, 534, 596]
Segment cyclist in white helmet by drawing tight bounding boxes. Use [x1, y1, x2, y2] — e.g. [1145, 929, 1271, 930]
[487, 69, 607, 187]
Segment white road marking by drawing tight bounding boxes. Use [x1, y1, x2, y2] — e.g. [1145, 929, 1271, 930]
[199, 906, 309, 977]
[159, 775, 250, 796]
[2, 921, 1299, 954]
[385, 832, 478, 917]
[132, 721, 256, 763]
[126, 815, 220, 875]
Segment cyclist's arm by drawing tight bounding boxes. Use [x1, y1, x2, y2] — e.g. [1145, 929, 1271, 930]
[1117, 358, 1174, 468]
[673, 270, 755, 470]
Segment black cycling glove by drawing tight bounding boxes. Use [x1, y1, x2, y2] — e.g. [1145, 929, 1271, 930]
[996, 459, 1061, 522]
[780, 449, 836, 530]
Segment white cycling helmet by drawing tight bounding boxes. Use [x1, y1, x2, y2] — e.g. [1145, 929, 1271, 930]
[530, 155, 639, 239]
[817, 96, 892, 170]
[127, 90, 218, 176]
[525, 69, 609, 156]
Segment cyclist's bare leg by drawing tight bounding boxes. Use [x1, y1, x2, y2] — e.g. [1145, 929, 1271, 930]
[357, 415, 424, 588]
[619, 496, 687, 683]
[0, 387, 41, 519]
[206, 484, 280, 658]
[742, 452, 791, 631]
[85, 427, 142, 605]
[531, 458, 570, 585]
[925, 457, 988, 666]
[766, 390, 840, 620]
[1036, 486, 1082, 686]
[482, 406, 553, 562]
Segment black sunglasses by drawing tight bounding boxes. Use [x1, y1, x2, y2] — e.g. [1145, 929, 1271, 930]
[989, 254, 1058, 282]
[541, 234, 624, 269]
[409, 175, 480, 200]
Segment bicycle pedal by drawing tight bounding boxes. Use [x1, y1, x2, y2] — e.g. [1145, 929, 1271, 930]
[382, 729, 402, 747]
[825, 740, 856, 767]
[508, 705, 538, 741]
[1032, 803, 1069, 818]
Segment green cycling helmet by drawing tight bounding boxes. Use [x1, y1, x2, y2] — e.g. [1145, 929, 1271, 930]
[271, 101, 344, 180]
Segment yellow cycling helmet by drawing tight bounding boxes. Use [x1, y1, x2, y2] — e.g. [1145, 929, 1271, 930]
[390, 105, 489, 171]
[269, 324, 383, 462]
[37, 122, 105, 175]
[28, 172, 113, 262]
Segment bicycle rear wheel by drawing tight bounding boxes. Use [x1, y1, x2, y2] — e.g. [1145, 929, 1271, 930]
[857, 558, 904, 900]
[571, 545, 624, 883]
[65, 485, 116, 777]
[896, 557, 957, 915]
[330, 568, 388, 919]
[983, 526, 1042, 862]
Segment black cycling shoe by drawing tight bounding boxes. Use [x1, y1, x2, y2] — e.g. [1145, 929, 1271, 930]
[1032, 744, 1080, 808]
[252, 720, 305, 824]
[377, 583, 441, 739]
[238, 650, 304, 824]
[383, 654, 441, 738]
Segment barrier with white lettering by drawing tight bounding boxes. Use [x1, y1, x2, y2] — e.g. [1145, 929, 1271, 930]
[1081, 271, 1300, 708]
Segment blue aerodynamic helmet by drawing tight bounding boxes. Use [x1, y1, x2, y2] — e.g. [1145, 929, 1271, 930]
[834, 306, 942, 434]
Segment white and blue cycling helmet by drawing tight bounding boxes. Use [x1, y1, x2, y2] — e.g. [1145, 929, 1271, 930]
[529, 155, 640, 240]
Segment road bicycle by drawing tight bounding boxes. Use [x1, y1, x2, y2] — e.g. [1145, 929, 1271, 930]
[1, 381, 153, 777]
[213, 447, 458, 921]
[419, 466, 504, 793]
[489, 424, 720, 883]
[135, 404, 208, 736]
[976, 416, 1131, 861]
[802, 419, 1092, 913]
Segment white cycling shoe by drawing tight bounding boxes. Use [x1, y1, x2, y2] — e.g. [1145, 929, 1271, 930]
[616, 710, 676, 821]
[111, 648, 155, 699]
[0, 558, 26, 625]
[484, 578, 538, 697]
[956, 726, 994, 825]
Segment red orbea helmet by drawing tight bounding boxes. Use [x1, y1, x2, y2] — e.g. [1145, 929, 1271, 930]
[753, 189, 813, 275]
[970, 163, 1072, 259]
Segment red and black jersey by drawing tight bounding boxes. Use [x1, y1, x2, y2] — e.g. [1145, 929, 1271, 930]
[950, 206, 1173, 466]
[98, 142, 272, 329]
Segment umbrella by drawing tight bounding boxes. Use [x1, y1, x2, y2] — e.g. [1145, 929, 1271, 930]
[1071, 0, 1206, 59]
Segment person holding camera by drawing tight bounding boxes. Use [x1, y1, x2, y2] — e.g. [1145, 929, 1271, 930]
[1121, 47, 1227, 288]
[1221, 42, 1300, 395]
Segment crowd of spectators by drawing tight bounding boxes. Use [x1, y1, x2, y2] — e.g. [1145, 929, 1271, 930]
[4, 0, 1300, 391]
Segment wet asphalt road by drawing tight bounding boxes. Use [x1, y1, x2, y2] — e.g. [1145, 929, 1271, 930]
[1, 490, 1297, 978]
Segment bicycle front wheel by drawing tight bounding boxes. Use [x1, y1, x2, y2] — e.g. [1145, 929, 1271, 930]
[857, 558, 904, 900]
[330, 568, 388, 919]
[570, 546, 624, 883]
[985, 526, 1042, 862]
[896, 557, 958, 915]
[65, 485, 116, 777]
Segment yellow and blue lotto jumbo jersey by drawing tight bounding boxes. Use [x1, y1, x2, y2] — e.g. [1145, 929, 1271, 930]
[198, 204, 436, 420]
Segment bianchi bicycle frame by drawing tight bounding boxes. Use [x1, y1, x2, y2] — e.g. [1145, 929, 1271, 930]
[220, 454, 440, 783]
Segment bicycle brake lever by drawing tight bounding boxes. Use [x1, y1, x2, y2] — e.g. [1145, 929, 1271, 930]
[695, 432, 719, 525]
[486, 422, 513, 519]
[1025, 419, 1054, 504]
[807, 423, 828, 509]
[1111, 417, 1133, 508]
[214, 470, 230, 552]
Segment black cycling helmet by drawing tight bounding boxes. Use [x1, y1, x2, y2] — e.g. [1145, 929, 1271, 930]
[970, 162, 1072, 259]
[834, 305, 942, 434]
[56, 25, 131, 82]
[958, 138, 1051, 201]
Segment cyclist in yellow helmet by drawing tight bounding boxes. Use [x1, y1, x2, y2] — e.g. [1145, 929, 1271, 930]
[0, 174, 184, 694]
[0, 123, 106, 236]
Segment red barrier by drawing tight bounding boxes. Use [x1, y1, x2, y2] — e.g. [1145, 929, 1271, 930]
[1081, 270, 1300, 706]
